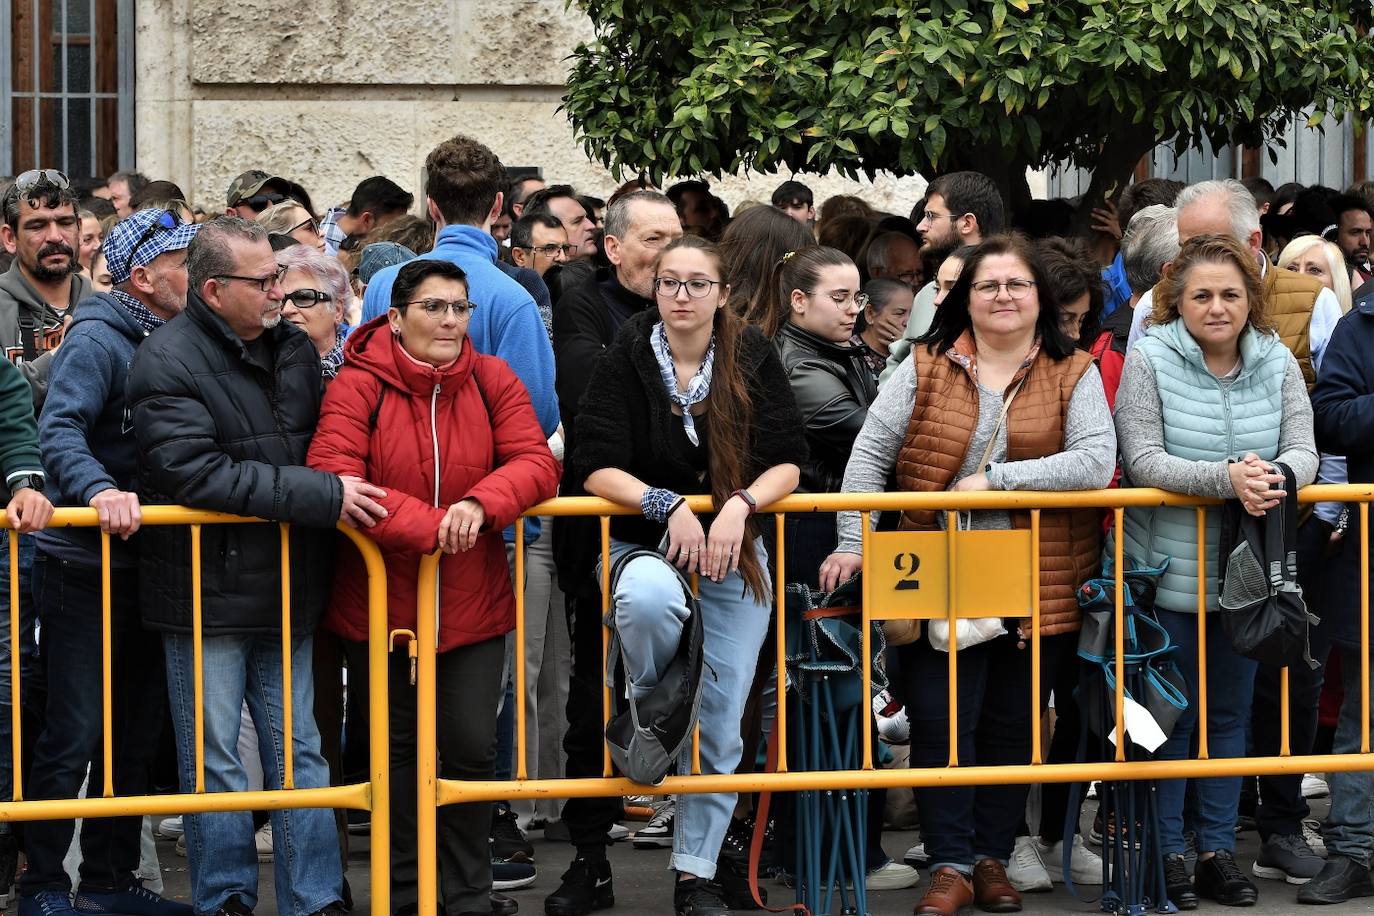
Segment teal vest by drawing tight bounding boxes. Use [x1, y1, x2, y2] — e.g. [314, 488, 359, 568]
[1121, 320, 1289, 613]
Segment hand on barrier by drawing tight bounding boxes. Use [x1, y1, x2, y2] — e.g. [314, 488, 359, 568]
[703, 496, 748, 582]
[339, 475, 388, 528]
[664, 500, 706, 574]
[818, 550, 863, 594]
[438, 498, 486, 554]
[6, 486, 54, 533]
[90, 488, 142, 538]
[1229, 453, 1284, 517]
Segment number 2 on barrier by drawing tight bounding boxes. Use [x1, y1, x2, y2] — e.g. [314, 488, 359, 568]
[867, 529, 1033, 620]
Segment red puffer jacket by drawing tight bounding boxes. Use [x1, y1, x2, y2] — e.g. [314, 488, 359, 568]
[307, 316, 561, 652]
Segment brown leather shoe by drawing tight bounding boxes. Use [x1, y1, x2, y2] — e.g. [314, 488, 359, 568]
[972, 858, 1023, 912]
[914, 866, 974, 916]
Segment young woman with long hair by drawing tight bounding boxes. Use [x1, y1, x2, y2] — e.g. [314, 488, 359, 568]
[572, 236, 805, 916]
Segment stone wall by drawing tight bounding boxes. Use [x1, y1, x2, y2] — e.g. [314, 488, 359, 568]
[136, 0, 934, 218]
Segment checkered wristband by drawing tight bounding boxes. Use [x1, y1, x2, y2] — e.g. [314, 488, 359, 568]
[640, 487, 682, 523]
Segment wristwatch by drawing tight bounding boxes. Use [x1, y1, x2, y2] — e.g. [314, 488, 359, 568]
[9, 474, 44, 494]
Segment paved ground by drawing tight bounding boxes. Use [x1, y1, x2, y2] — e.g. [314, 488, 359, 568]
[143, 792, 1364, 915]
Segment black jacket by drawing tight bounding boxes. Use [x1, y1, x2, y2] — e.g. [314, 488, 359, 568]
[551, 269, 654, 594]
[126, 292, 342, 636]
[1311, 284, 1374, 652]
[572, 309, 808, 550]
[774, 323, 877, 493]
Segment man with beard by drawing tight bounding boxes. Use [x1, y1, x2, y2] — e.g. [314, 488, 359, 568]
[880, 171, 1004, 384]
[0, 169, 92, 405]
[1328, 193, 1373, 286]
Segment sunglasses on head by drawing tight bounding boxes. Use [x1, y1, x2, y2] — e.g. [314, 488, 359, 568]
[15, 169, 71, 194]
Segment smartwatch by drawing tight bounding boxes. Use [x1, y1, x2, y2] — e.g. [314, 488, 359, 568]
[9, 474, 44, 494]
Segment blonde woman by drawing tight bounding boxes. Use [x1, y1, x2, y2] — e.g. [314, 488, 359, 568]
[1277, 235, 1354, 314]
[257, 200, 326, 251]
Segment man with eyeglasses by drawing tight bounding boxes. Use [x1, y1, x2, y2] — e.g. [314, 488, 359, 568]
[1, 169, 93, 405]
[224, 170, 294, 219]
[509, 213, 571, 278]
[125, 216, 386, 916]
[545, 189, 683, 916]
[865, 230, 923, 291]
[17, 207, 199, 916]
[880, 171, 1006, 385]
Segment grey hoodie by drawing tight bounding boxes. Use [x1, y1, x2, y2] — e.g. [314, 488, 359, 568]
[0, 261, 91, 409]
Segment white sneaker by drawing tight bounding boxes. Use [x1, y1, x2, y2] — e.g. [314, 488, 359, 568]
[1035, 835, 1104, 885]
[255, 823, 273, 862]
[1302, 818, 1328, 858]
[631, 799, 674, 848]
[607, 823, 631, 842]
[1007, 836, 1052, 892]
[864, 859, 921, 890]
[1301, 774, 1330, 799]
[157, 816, 184, 839]
[903, 842, 929, 869]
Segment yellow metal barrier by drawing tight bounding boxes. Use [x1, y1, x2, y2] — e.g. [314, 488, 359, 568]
[0, 507, 392, 916]
[421, 484, 1374, 820]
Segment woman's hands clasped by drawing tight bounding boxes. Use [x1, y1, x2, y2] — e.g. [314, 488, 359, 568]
[1228, 452, 1285, 517]
[664, 497, 750, 583]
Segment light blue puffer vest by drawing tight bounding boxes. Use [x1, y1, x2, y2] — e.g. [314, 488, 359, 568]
[1121, 320, 1289, 613]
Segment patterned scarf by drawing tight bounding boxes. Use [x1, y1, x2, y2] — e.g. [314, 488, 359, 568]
[321, 325, 348, 380]
[110, 289, 166, 335]
[649, 321, 714, 446]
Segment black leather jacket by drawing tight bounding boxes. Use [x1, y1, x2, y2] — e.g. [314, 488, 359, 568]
[774, 323, 877, 493]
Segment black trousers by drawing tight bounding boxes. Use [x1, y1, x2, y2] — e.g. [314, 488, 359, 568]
[344, 634, 504, 915]
[559, 592, 625, 858]
[1251, 516, 1333, 840]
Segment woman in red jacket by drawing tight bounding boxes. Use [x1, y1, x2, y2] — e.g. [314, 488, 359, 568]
[307, 258, 560, 916]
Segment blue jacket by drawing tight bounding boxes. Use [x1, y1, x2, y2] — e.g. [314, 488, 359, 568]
[362, 225, 559, 436]
[34, 293, 150, 566]
[1101, 253, 1131, 318]
[1312, 286, 1374, 650]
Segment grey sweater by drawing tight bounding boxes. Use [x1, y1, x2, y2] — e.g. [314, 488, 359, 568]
[1115, 348, 1318, 494]
[836, 354, 1117, 553]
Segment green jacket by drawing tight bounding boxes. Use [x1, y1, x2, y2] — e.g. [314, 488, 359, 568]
[0, 356, 44, 499]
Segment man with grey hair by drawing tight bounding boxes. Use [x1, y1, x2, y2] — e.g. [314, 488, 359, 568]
[126, 216, 386, 916]
[1125, 178, 1341, 387]
[545, 189, 683, 916]
[865, 230, 922, 289]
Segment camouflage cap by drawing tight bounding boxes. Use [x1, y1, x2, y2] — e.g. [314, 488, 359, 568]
[226, 170, 289, 208]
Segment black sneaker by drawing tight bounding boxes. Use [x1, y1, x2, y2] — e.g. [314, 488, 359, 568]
[715, 856, 765, 911]
[1296, 856, 1374, 905]
[212, 896, 253, 916]
[1194, 850, 1259, 906]
[1164, 853, 1198, 911]
[490, 892, 518, 916]
[492, 805, 535, 863]
[673, 878, 731, 916]
[545, 858, 614, 916]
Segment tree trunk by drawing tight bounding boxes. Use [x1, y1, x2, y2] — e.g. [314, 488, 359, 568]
[1070, 121, 1159, 236]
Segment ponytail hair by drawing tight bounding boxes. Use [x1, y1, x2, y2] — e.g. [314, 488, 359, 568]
[653, 235, 769, 600]
[762, 245, 855, 338]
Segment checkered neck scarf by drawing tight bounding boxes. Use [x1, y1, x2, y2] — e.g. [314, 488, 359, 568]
[649, 320, 714, 447]
[321, 325, 347, 380]
[110, 289, 166, 335]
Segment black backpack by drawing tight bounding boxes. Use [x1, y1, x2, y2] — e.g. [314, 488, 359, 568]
[1217, 462, 1320, 669]
[603, 548, 706, 786]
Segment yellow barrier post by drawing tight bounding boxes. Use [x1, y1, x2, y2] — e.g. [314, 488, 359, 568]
[1196, 508, 1209, 759]
[860, 511, 873, 771]
[279, 523, 295, 790]
[1030, 510, 1041, 766]
[515, 517, 528, 780]
[100, 531, 114, 797]
[9, 530, 21, 801]
[945, 510, 959, 767]
[600, 516, 613, 778]
[191, 523, 206, 794]
[774, 513, 788, 773]
[415, 553, 440, 916]
[1113, 508, 1125, 762]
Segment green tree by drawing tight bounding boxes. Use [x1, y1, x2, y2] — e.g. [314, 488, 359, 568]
[564, 0, 1374, 213]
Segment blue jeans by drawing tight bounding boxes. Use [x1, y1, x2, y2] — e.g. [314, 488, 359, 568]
[608, 539, 771, 880]
[1155, 610, 1258, 855]
[1324, 647, 1374, 865]
[0, 529, 38, 806]
[19, 554, 165, 893]
[163, 632, 342, 916]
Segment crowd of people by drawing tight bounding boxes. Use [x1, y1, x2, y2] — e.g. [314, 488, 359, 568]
[2, 139, 1374, 916]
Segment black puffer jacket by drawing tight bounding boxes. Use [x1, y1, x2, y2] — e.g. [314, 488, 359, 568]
[127, 292, 342, 636]
[774, 323, 877, 493]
